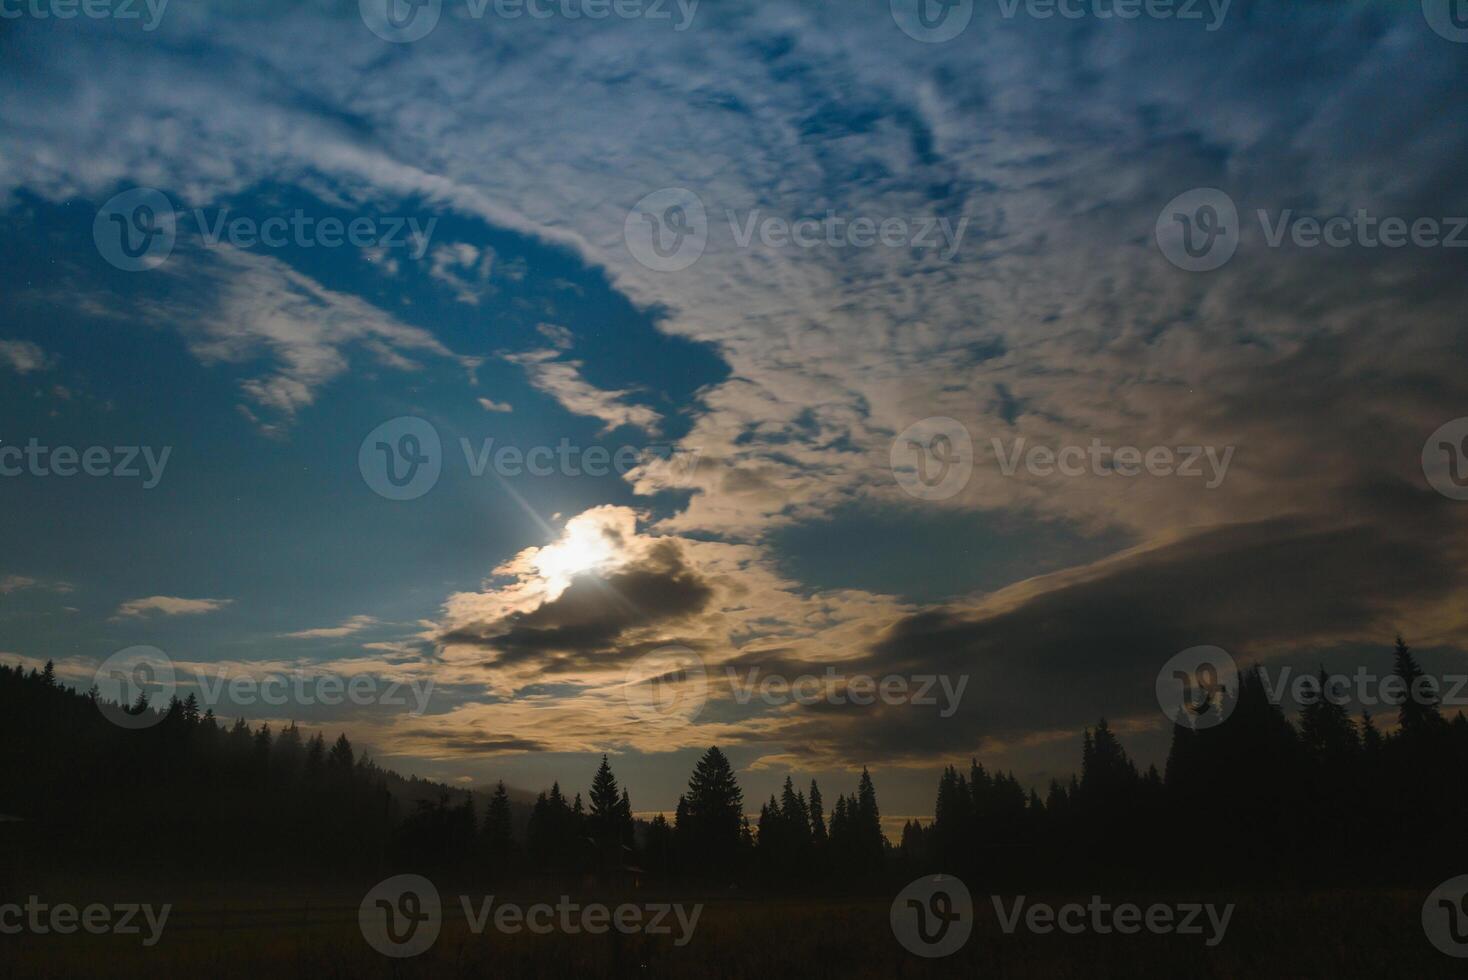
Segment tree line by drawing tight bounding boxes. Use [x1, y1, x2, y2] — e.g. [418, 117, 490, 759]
[898, 636, 1468, 889]
[4, 635, 1465, 891]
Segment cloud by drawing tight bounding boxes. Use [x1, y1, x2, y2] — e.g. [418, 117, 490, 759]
[114, 596, 234, 619]
[281, 614, 380, 640]
[4, 6, 1468, 779]
[504, 348, 660, 434]
[429, 242, 496, 305]
[418, 506, 913, 756]
[536, 323, 574, 349]
[477, 397, 513, 413]
[442, 538, 713, 667]
[141, 246, 478, 432]
[0, 575, 73, 595]
[0, 340, 49, 374]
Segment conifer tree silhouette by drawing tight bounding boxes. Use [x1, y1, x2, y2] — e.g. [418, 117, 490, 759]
[676, 746, 744, 879]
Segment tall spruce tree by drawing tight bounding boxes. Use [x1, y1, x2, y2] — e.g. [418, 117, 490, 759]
[677, 746, 744, 877]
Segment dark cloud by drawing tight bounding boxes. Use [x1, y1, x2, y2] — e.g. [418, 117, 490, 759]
[769, 511, 1464, 765]
[440, 540, 713, 667]
[397, 731, 550, 754]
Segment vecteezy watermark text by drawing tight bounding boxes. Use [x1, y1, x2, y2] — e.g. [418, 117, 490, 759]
[1157, 188, 1468, 271]
[890, 0, 1228, 44]
[460, 437, 699, 480]
[359, 0, 699, 43]
[359, 875, 700, 958]
[994, 0, 1229, 29]
[93, 187, 438, 272]
[890, 876, 1233, 957]
[992, 895, 1234, 947]
[726, 667, 968, 718]
[91, 646, 435, 730]
[359, 416, 701, 501]
[0, 897, 170, 946]
[0, 0, 167, 30]
[726, 210, 970, 259]
[993, 437, 1233, 488]
[623, 188, 970, 272]
[1257, 665, 1468, 711]
[0, 440, 170, 489]
[890, 417, 1234, 502]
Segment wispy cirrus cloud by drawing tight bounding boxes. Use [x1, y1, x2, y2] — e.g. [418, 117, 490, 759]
[503, 348, 660, 434]
[281, 614, 380, 640]
[114, 596, 234, 619]
[144, 245, 480, 434]
[0, 575, 74, 595]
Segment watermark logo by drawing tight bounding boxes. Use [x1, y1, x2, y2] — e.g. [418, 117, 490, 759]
[1257, 665, 1468, 712]
[624, 188, 707, 272]
[890, 0, 973, 43]
[892, 875, 973, 957]
[360, 417, 443, 501]
[624, 645, 708, 723]
[1423, 418, 1468, 501]
[1256, 209, 1468, 250]
[993, 896, 1233, 946]
[192, 666, 435, 715]
[360, 0, 696, 39]
[360, 874, 442, 958]
[891, 417, 973, 501]
[359, 0, 442, 42]
[1156, 188, 1239, 272]
[92, 646, 177, 730]
[1424, 875, 1468, 956]
[94, 188, 176, 272]
[460, 437, 701, 483]
[727, 668, 968, 717]
[993, 0, 1230, 30]
[1155, 645, 1238, 729]
[0, 897, 170, 946]
[359, 881, 701, 956]
[993, 437, 1233, 487]
[0, 0, 169, 30]
[1423, 0, 1468, 43]
[0, 440, 172, 488]
[1160, 190, 1467, 272]
[726, 210, 968, 258]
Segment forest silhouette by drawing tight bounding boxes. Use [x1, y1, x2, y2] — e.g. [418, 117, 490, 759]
[3, 636, 1465, 892]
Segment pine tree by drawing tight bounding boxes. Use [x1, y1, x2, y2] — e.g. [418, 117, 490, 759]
[678, 746, 744, 877]
[1360, 709, 1382, 755]
[855, 767, 885, 868]
[1390, 635, 1443, 738]
[482, 780, 516, 865]
[253, 722, 273, 772]
[328, 733, 354, 771]
[780, 776, 811, 849]
[304, 731, 326, 778]
[808, 779, 827, 843]
[528, 791, 553, 865]
[1299, 667, 1358, 758]
[588, 755, 622, 846]
[756, 796, 782, 865]
[617, 788, 634, 847]
[645, 812, 674, 873]
[274, 721, 303, 778]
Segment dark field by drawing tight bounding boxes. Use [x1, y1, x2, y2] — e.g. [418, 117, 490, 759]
[5, 886, 1460, 979]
